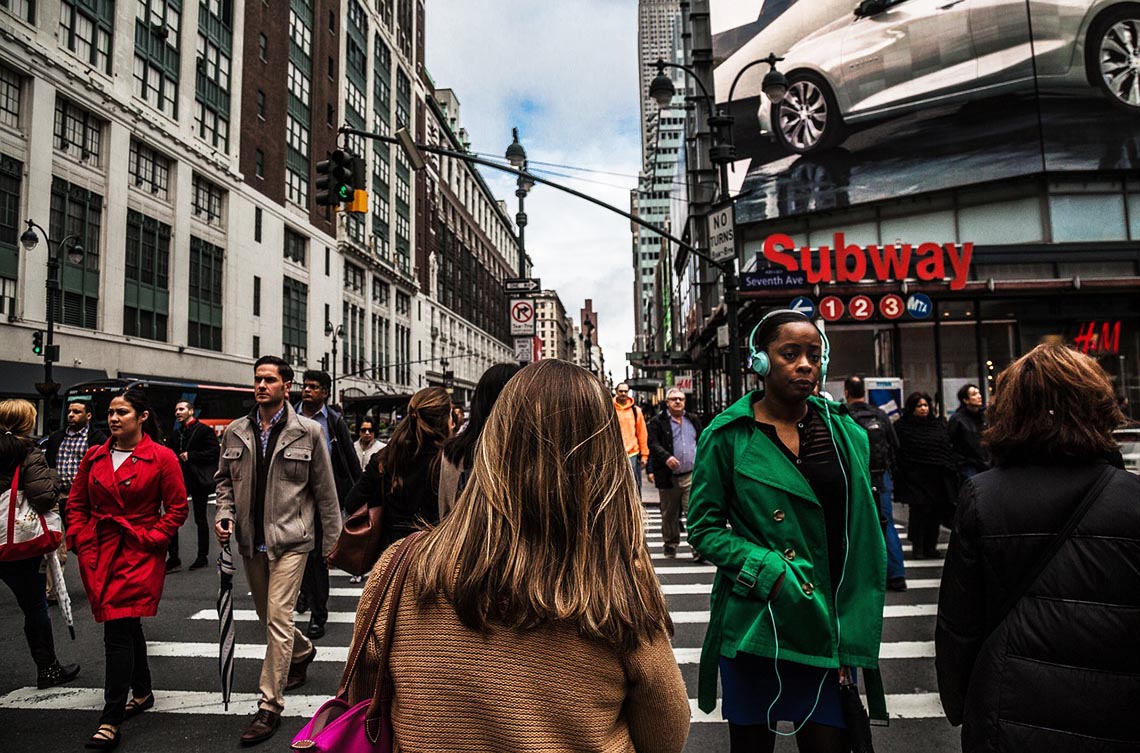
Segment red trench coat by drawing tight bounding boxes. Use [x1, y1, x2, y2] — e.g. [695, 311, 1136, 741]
[66, 434, 188, 622]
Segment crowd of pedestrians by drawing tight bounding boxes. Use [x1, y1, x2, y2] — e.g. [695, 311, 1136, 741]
[2, 327, 1138, 752]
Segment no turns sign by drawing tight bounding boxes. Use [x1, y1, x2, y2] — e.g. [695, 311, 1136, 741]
[509, 298, 536, 336]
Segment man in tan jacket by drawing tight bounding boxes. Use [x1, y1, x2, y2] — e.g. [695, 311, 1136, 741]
[613, 383, 649, 497]
[214, 355, 341, 746]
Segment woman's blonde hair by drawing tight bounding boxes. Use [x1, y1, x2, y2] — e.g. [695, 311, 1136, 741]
[414, 359, 671, 650]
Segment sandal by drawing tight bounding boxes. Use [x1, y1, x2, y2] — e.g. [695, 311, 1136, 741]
[123, 693, 154, 720]
[84, 725, 121, 751]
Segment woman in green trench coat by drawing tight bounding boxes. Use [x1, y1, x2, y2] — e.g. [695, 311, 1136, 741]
[688, 310, 887, 753]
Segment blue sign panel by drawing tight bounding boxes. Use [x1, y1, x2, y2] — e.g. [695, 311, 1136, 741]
[740, 268, 809, 292]
[906, 293, 933, 320]
[789, 296, 815, 319]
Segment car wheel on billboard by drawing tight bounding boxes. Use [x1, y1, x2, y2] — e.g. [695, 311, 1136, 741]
[1088, 7, 1140, 114]
[771, 73, 845, 155]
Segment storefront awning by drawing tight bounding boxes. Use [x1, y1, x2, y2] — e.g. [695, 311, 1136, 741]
[0, 361, 109, 398]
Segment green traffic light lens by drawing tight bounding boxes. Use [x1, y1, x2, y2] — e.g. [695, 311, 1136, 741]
[338, 186, 352, 200]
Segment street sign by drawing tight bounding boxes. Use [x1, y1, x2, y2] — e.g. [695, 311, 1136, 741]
[740, 268, 808, 291]
[819, 296, 845, 322]
[789, 296, 815, 319]
[717, 324, 730, 348]
[906, 293, 933, 320]
[849, 295, 874, 321]
[708, 202, 736, 262]
[514, 337, 533, 362]
[505, 278, 541, 293]
[879, 294, 905, 320]
[509, 298, 536, 336]
[673, 375, 694, 392]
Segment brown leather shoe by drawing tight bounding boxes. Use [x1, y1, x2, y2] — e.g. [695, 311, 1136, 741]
[285, 647, 317, 691]
[239, 709, 280, 746]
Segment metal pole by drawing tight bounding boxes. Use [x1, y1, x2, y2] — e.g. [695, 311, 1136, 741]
[516, 171, 527, 278]
[331, 336, 338, 405]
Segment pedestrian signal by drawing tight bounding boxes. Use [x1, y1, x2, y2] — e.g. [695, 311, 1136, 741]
[31, 330, 43, 356]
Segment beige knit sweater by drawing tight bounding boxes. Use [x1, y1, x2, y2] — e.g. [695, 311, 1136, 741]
[346, 547, 691, 752]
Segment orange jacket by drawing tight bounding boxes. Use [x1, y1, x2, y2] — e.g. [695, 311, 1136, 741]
[614, 399, 649, 460]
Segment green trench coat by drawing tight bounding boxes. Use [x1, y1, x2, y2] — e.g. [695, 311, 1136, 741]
[688, 393, 888, 721]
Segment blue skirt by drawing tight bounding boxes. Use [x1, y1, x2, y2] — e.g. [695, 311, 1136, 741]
[720, 653, 850, 728]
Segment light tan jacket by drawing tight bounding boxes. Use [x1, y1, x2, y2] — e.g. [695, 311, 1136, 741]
[214, 402, 341, 560]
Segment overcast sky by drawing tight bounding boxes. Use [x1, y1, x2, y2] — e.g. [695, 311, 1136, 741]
[425, 0, 641, 381]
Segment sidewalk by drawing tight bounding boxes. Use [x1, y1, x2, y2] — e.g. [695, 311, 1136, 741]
[640, 482, 660, 508]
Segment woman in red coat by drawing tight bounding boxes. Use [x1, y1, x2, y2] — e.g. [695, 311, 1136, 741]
[67, 388, 187, 751]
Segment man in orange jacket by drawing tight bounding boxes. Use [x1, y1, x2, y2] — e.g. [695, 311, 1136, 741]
[613, 383, 649, 498]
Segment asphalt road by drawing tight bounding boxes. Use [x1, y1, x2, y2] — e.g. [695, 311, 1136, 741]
[0, 492, 962, 752]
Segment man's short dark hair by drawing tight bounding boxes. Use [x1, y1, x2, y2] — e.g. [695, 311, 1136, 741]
[957, 383, 979, 403]
[302, 370, 332, 391]
[67, 399, 93, 415]
[254, 355, 294, 383]
[176, 400, 195, 411]
[844, 374, 866, 399]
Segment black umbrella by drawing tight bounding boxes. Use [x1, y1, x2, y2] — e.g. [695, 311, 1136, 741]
[217, 523, 236, 710]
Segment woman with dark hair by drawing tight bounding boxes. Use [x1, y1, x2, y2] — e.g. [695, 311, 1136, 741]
[688, 310, 887, 753]
[344, 360, 689, 751]
[343, 387, 453, 555]
[0, 399, 81, 690]
[437, 362, 521, 516]
[67, 388, 187, 751]
[894, 391, 959, 559]
[937, 344, 1140, 752]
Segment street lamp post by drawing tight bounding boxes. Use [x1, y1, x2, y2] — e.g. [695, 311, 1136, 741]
[505, 128, 535, 278]
[19, 220, 84, 429]
[646, 55, 787, 402]
[582, 319, 595, 376]
[325, 321, 345, 403]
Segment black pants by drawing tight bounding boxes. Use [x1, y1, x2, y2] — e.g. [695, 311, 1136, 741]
[101, 618, 152, 726]
[169, 484, 211, 562]
[729, 722, 849, 753]
[908, 504, 943, 558]
[300, 513, 328, 624]
[0, 557, 58, 671]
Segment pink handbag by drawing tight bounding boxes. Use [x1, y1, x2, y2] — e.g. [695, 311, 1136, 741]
[291, 532, 424, 752]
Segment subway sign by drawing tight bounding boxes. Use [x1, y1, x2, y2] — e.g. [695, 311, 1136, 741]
[762, 233, 974, 291]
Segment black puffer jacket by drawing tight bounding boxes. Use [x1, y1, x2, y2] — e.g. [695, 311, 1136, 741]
[935, 461, 1140, 752]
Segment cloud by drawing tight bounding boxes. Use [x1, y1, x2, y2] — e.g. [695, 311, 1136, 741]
[426, 0, 641, 380]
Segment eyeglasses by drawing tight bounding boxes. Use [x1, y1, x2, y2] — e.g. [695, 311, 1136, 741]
[359, 427, 374, 433]
[667, 397, 685, 402]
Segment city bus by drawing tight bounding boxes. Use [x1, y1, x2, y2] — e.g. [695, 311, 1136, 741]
[62, 378, 255, 438]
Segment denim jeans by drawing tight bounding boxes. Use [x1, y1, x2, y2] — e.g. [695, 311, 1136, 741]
[878, 472, 906, 580]
[0, 557, 58, 670]
[628, 454, 643, 497]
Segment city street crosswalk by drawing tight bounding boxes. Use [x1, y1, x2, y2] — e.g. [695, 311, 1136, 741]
[0, 493, 961, 752]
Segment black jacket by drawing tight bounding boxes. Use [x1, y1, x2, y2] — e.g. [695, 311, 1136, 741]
[299, 405, 361, 505]
[646, 410, 703, 490]
[935, 461, 1140, 752]
[43, 425, 108, 472]
[168, 419, 220, 492]
[947, 407, 988, 472]
[346, 445, 440, 551]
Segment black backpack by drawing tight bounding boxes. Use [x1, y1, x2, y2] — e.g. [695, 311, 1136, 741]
[849, 403, 890, 475]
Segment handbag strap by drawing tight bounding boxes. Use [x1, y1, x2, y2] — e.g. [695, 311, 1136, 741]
[990, 464, 1116, 628]
[4, 464, 19, 546]
[336, 531, 424, 696]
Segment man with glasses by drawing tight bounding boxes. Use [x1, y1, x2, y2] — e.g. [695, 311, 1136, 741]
[294, 370, 361, 639]
[613, 383, 649, 498]
[647, 388, 704, 559]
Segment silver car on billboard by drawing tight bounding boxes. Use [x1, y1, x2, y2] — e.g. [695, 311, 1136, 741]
[757, 0, 1140, 155]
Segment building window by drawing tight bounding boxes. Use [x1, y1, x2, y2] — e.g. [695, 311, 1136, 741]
[128, 140, 171, 199]
[188, 236, 223, 350]
[53, 97, 102, 162]
[252, 274, 261, 315]
[191, 173, 225, 225]
[254, 206, 262, 242]
[282, 276, 308, 367]
[324, 245, 330, 276]
[0, 155, 24, 285]
[134, 0, 182, 116]
[123, 209, 171, 342]
[49, 177, 101, 329]
[371, 277, 389, 305]
[395, 290, 410, 317]
[344, 263, 364, 295]
[60, 0, 114, 73]
[2, 0, 35, 23]
[258, 32, 267, 60]
[256, 89, 265, 118]
[254, 149, 264, 178]
[252, 334, 260, 358]
[0, 63, 21, 129]
[284, 227, 306, 265]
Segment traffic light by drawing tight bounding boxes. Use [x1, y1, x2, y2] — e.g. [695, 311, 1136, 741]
[314, 150, 357, 207]
[31, 330, 43, 356]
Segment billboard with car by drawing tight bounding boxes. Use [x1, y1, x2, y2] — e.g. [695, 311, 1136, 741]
[712, 0, 1140, 222]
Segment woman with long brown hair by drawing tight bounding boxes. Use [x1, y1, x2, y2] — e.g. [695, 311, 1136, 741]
[936, 343, 1140, 752]
[342, 386, 453, 553]
[343, 360, 689, 751]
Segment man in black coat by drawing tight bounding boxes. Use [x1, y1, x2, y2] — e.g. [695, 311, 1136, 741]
[647, 388, 703, 560]
[166, 400, 220, 571]
[295, 370, 361, 638]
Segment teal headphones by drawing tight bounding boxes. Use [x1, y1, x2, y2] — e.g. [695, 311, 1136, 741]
[746, 309, 831, 389]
